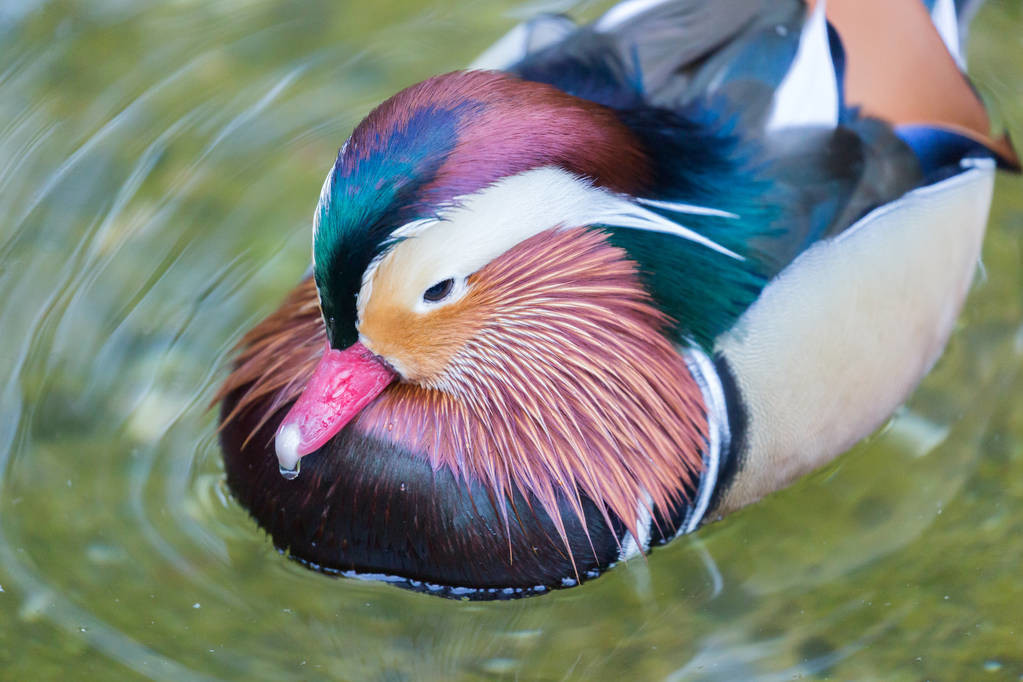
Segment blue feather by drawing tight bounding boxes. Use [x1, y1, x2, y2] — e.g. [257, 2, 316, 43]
[314, 104, 463, 347]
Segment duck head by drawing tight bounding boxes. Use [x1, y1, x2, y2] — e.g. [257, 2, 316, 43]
[266, 70, 715, 553]
[217, 0, 1023, 596]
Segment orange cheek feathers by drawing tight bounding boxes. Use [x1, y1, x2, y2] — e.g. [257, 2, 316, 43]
[359, 294, 484, 386]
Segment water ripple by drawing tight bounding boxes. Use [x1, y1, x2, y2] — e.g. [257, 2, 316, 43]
[1, 1, 1022, 679]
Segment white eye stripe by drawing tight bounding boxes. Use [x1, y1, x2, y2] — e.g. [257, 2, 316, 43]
[354, 165, 739, 324]
[393, 166, 736, 273]
[635, 197, 739, 219]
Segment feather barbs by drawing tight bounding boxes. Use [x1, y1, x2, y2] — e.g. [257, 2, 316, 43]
[218, 227, 710, 563]
[356, 227, 709, 556]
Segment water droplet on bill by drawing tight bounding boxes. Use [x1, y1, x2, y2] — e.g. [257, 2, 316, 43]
[279, 460, 301, 480]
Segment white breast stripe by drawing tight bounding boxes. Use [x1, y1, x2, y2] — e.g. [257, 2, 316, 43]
[679, 346, 730, 536]
[617, 493, 654, 562]
[356, 166, 742, 323]
[767, 0, 839, 131]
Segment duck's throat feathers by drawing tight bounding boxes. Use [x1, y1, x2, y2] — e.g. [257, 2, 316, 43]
[351, 227, 708, 550]
[219, 228, 709, 562]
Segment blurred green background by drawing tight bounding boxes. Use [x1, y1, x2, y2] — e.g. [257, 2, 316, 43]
[0, 1, 1021, 679]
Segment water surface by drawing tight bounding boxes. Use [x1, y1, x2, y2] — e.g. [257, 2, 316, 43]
[1, 1, 1022, 679]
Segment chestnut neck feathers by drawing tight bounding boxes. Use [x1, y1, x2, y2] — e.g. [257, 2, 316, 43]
[221, 228, 708, 552]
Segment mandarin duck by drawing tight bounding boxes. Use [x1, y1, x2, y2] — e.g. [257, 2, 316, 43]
[216, 0, 1020, 598]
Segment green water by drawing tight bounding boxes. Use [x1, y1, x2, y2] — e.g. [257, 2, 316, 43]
[1, 1, 1021, 679]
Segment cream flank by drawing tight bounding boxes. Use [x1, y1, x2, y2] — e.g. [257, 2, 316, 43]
[714, 161, 995, 515]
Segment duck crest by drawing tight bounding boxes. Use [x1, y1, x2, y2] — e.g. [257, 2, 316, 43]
[313, 70, 651, 348]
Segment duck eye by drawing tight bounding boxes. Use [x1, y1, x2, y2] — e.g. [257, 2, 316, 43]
[422, 278, 454, 303]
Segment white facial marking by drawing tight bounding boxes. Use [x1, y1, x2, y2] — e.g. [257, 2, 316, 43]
[635, 197, 739, 219]
[355, 166, 741, 323]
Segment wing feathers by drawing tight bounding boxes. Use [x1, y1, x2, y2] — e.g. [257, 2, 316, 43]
[767, 0, 840, 131]
[817, 0, 1018, 167]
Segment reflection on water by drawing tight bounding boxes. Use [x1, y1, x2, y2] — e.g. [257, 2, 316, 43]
[1, 1, 1021, 679]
